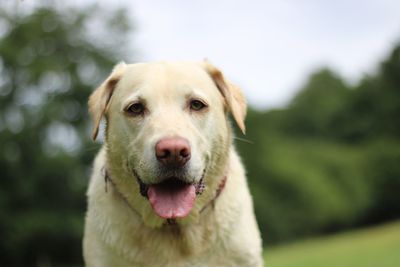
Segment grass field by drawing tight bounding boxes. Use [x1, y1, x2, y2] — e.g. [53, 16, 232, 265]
[264, 221, 400, 267]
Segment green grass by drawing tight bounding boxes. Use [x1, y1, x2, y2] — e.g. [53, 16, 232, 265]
[264, 221, 400, 267]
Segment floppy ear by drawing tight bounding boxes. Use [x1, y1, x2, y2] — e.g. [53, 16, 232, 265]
[88, 62, 126, 140]
[203, 60, 247, 134]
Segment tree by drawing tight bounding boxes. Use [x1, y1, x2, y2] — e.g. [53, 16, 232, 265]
[0, 4, 132, 266]
[236, 44, 400, 244]
[282, 68, 351, 138]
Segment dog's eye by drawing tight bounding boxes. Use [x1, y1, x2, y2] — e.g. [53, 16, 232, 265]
[190, 100, 207, 111]
[126, 102, 145, 115]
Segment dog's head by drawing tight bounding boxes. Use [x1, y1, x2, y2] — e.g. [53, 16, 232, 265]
[88, 61, 246, 226]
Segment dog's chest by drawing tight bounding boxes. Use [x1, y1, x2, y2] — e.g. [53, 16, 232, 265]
[106, 220, 227, 266]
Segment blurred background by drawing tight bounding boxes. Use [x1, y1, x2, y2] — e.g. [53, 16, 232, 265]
[1, 1, 399, 266]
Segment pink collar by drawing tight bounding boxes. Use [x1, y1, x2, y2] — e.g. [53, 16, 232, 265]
[199, 175, 227, 214]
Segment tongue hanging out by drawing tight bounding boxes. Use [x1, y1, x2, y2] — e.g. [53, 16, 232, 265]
[147, 179, 196, 219]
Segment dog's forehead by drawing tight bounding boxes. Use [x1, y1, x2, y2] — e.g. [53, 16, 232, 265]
[117, 62, 219, 98]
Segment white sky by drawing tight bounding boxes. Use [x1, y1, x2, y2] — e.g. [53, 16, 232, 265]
[37, 0, 400, 109]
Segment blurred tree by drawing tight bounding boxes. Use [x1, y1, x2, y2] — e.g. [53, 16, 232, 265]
[237, 44, 400, 244]
[335, 44, 400, 142]
[0, 4, 132, 266]
[282, 68, 351, 138]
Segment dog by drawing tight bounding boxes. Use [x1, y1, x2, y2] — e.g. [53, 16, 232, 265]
[83, 61, 263, 267]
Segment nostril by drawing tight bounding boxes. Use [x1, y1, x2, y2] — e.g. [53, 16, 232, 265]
[180, 148, 190, 158]
[158, 149, 170, 159]
[155, 137, 191, 166]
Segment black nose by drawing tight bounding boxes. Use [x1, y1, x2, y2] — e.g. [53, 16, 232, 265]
[155, 137, 191, 167]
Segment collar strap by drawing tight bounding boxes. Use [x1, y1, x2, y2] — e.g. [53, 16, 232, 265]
[102, 167, 227, 217]
[102, 167, 141, 217]
[199, 175, 227, 214]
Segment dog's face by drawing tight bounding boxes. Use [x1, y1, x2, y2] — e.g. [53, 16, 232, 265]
[89, 61, 246, 225]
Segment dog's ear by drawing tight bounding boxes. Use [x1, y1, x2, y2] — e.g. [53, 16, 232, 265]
[203, 60, 247, 134]
[88, 62, 126, 140]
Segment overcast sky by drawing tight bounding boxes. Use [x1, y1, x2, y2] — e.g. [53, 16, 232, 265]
[50, 0, 400, 109]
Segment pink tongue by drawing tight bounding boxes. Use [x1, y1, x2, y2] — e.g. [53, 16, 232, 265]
[148, 182, 196, 219]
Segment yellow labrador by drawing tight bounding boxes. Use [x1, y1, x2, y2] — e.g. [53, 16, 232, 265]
[83, 61, 263, 267]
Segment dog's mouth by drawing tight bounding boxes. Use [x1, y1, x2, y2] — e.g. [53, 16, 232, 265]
[134, 170, 205, 219]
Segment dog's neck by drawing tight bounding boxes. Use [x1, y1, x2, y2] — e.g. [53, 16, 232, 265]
[102, 166, 227, 224]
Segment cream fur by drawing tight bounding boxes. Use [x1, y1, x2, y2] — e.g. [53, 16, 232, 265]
[83, 61, 263, 267]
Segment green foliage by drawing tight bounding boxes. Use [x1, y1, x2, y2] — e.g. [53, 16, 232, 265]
[237, 42, 400, 244]
[0, 4, 131, 266]
[282, 69, 351, 138]
[364, 141, 400, 222]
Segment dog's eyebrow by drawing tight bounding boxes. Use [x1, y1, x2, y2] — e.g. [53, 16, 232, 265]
[121, 91, 145, 109]
[185, 88, 208, 101]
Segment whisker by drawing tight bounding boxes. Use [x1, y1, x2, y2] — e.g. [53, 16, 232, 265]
[81, 144, 102, 152]
[233, 137, 254, 144]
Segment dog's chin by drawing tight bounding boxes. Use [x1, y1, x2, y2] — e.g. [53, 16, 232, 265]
[133, 170, 205, 219]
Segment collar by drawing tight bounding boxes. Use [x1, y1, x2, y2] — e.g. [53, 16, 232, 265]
[102, 167, 227, 218]
[199, 174, 227, 213]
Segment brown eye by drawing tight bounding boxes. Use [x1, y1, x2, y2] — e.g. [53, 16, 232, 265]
[126, 102, 145, 115]
[190, 99, 207, 111]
